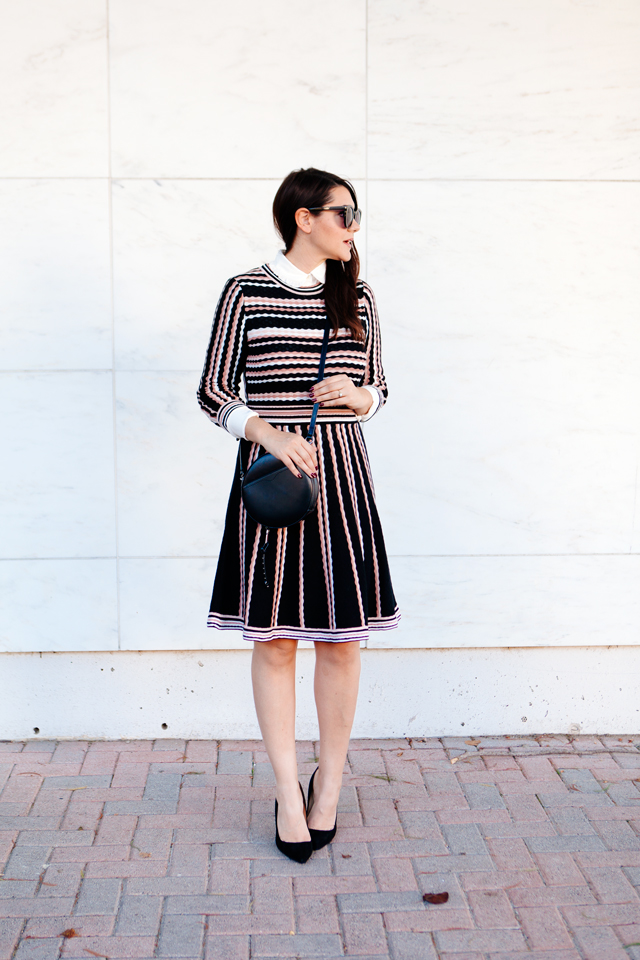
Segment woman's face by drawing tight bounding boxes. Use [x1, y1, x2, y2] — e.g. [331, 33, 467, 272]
[305, 185, 361, 262]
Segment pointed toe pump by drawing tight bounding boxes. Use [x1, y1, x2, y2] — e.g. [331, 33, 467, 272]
[275, 782, 313, 863]
[307, 766, 337, 851]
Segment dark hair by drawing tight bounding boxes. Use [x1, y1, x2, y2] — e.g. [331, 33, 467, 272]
[272, 167, 363, 341]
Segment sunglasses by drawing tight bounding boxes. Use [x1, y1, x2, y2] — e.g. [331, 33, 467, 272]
[307, 204, 362, 229]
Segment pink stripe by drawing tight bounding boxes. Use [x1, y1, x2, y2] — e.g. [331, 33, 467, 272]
[336, 424, 365, 559]
[326, 427, 365, 625]
[205, 611, 399, 636]
[353, 425, 375, 492]
[368, 610, 402, 630]
[243, 442, 264, 621]
[350, 427, 382, 618]
[238, 476, 246, 618]
[298, 518, 305, 628]
[244, 295, 326, 305]
[315, 428, 335, 629]
[219, 294, 244, 401]
[202, 283, 240, 411]
[271, 526, 287, 624]
[238, 441, 262, 618]
[246, 353, 325, 364]
[244, 625, 367, 643]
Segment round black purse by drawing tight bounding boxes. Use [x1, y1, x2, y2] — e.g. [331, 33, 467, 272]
[241, 454, 319, 529]
[240, 318, 330, 530]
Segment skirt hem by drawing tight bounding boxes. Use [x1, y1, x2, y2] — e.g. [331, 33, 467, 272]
[206, 609, 401, 643]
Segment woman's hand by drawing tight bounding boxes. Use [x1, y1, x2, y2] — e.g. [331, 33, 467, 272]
[245, 416, 317, 479]
[310, 375, 373, 418]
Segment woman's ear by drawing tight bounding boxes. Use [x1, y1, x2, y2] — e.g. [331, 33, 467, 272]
[294, 207, 313, 235]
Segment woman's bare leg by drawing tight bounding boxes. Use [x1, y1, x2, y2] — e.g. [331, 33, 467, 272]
[251, 638, 310, 843]
[308, 640, 361, 830]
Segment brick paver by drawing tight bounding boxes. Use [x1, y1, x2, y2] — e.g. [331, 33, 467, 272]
[2, 736, 640, 957]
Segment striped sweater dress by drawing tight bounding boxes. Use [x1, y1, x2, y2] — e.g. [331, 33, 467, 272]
[197, 264, 400, 643]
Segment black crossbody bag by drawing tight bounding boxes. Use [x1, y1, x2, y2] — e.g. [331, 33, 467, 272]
[240, 318, 331, 530]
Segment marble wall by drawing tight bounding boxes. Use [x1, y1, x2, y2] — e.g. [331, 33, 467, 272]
[2, 0, 639, 667]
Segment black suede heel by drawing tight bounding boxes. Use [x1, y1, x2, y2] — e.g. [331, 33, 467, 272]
[307, 767, 337, 851]
[275, 782, 313, 863]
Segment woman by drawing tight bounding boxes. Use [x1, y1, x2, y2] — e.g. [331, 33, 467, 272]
[198, 167, 399, 862]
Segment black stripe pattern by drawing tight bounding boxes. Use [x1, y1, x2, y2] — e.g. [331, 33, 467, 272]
[198, 267, 400, 642]
[197, 266, 387, 427]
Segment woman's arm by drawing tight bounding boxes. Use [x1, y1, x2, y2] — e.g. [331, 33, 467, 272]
[198, 278, 317, 478]
[244, 416, 318, 480]
[197, 278, 251, 432]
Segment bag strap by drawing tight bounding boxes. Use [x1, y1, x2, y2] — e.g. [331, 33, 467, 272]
[306, 318, 332, 442]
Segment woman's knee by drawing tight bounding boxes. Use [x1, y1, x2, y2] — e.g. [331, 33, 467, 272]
[253, 638, 298, 668]
[314, 640, 361, 668]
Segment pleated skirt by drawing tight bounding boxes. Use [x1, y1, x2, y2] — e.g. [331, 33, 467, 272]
[208, 422, 400, 642]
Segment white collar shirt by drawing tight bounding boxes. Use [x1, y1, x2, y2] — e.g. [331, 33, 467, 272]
[268, 250, 326, 288]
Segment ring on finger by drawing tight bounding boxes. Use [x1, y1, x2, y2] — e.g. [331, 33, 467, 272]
[339, 389, 343, 397]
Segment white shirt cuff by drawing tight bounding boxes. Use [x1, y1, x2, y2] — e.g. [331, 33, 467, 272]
[225, 405, 259, 440]
[357, 386, 381, 422]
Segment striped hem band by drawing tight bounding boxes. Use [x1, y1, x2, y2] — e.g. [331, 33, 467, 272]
[207, 609, 401, 643]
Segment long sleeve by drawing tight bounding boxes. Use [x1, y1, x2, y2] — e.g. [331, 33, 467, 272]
[360, 282, 388, 416]
[197, 278, 253, 434]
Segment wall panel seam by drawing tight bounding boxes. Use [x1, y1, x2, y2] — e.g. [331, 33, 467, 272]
[2, 553, 639, 561]
[105, 0, 121, 651]
[2, 178, 638, 183]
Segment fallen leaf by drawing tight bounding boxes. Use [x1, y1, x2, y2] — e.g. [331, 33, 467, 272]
[61, 930, 78, 939]
[450, 757, 460, 764]
[465, 739, 481, 746]
[423, 892, 449, 904]
[368, 772, 416, 785]
[130, 843, 151, 858]
[341, 854, 352, 859]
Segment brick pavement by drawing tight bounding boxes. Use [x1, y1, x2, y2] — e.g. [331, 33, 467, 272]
[2, 735, 640, 958]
